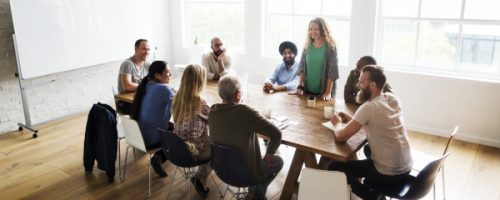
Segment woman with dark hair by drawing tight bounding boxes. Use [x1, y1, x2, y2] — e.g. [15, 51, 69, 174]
[130, 60, 173, 177]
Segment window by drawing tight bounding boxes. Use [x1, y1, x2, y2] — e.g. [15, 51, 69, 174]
[377, 0, 500, 80]
[263, 0, 352, 66]
[183, 0, 245, 52]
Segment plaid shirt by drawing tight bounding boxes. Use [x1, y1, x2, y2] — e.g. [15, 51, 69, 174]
[174, 100, 210, 152]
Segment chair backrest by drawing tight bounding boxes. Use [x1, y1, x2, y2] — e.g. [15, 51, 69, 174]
[298, 168, 350, 200]
[157, 128, 201, 168]
[403, 153, 449, 199]
[210, 143, 258, 187]
[121, 116, 147, 152]
[443, 126, 458, 155]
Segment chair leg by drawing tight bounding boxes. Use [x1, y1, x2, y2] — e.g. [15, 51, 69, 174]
[433, 183, 436, 200]
[118, 138, 122, 181]
[166, 168, 180, 199]
[442, 166, 446, 200]
[121, 145, 131, 182]
[148, 153, 153, 197]
[209, 174, 223, 197]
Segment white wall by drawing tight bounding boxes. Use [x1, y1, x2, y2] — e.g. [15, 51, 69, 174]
[169, 0, 500, 148]
[0, 0, 171, 134]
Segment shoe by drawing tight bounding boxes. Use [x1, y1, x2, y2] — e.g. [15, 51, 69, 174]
[190, 176, 209, 198]
[150, 156, 167, 178]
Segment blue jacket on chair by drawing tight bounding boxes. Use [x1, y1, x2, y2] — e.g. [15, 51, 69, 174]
[83, 102, 118, 183]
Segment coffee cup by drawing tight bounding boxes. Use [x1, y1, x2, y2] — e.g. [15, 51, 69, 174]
[307, 96, 316, 108]
[324, 106, 333, 119]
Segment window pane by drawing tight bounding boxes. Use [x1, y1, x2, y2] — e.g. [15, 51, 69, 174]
[416, 21, 458, 68]
[380, 19, 418, 64]
[294, 0, 321, 15]
[460, 24, 500, 66]
[267, 0, 292, 14]
[381, 0, 418, 17]
[323, 0, 352, 16]
[465, 0, 500, 20]
[264, 15, 293, 56]
[186, 3, 245, 50]
[327, 18, 350, 65]
[293, 16, 313, 50]
[421, 0, 462, 19]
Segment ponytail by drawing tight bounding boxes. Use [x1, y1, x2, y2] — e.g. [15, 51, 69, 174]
[130, 76, 150, 121]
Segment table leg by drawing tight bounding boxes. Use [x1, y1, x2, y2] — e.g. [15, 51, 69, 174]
[279, 149, 304, 200]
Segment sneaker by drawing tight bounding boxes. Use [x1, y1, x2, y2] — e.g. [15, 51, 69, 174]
[190, 176, 209, 198]
[150, 156, 167, 178]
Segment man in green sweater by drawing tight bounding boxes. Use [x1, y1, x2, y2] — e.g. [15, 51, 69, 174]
[208, 75, 283, 200]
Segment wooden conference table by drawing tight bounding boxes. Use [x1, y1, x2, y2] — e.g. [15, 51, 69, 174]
[115, 80, 367, 200]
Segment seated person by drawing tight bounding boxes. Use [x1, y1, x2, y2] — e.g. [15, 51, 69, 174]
[172, 64, 212, 198]
[263, 41, 299, 92]
[116, 39, 151, 114]
[130, 61, 173, 178]
[208, 75, 283, 200]
[201, 37, 233, 81]
[344, 56, 392, 105]
[329, 65, 413, 200]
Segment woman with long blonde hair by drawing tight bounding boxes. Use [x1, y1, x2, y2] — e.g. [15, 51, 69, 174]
[291, 17, 339, 101]
[171, 64, 212, 197]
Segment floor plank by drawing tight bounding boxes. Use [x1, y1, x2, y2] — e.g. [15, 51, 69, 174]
[0, 113, 499, 200]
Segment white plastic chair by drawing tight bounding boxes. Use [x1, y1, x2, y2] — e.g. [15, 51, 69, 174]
[112, 87, 127, 180]
[120, 116, 161, 197]
[298, 168, 350, 200]
[411, 125, 458, 200]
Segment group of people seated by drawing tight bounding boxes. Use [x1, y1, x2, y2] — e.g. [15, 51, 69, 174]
[114, 17, 413, 200]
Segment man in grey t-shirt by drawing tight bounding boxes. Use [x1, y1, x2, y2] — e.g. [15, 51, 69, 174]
[328, 65, 413, 200]
[116, 39, 151, 114]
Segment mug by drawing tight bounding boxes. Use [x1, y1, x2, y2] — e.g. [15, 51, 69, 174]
[307, 96, 316, 108]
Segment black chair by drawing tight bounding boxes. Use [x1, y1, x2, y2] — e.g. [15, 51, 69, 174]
[158, 128, 214, 200]
[365, 153, 449, 200]
[211, 143, 263, 200]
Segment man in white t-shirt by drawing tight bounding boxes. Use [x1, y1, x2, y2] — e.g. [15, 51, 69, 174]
[328, 65, 413, 200]
[201, 37, 233, 81]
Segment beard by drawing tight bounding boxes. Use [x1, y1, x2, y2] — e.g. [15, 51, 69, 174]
[214, 49, 225, 56]
[356, 88, 371, 104]
[283, 57, 295, 66]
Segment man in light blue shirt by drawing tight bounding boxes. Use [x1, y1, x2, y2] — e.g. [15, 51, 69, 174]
[263, 41, 299, 92]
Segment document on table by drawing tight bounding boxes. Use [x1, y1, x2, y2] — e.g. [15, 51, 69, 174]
[322, 121, 345, 133]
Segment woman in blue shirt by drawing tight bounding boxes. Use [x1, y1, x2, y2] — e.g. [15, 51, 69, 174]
[130, 60, 174, 177]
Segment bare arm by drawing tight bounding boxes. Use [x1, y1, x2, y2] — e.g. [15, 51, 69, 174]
[321, 79, 334, 101]
[289, 73, 305, 95]
[330, 112, 361, 142]
[120, 74, 138, 92]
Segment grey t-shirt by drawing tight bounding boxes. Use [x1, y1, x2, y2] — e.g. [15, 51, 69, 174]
[118, 56, 150, 93]
[353, 93, 413, 175]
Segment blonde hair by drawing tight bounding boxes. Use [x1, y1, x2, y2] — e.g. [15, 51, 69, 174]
[172, 64, 207, 125]
[303, 17, 336, 51]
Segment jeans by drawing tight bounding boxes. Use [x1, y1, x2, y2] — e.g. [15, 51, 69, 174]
[250, 155, 284, 200]
[329, 159, 410, 200]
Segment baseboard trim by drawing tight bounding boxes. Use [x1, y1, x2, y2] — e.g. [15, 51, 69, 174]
[406, 124, 500, 148]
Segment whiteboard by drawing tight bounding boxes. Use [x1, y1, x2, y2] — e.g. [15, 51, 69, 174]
[10, 0, 153, 79]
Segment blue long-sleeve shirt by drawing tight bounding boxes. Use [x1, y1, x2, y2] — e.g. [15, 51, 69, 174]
[138, 82, 174, 147]
[265, 62, 299, 91]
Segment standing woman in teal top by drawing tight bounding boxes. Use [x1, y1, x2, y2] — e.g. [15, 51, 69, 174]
[291, 17, 339, 101]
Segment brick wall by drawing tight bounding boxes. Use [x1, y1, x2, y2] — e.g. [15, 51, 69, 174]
[0, 0, 171, 134]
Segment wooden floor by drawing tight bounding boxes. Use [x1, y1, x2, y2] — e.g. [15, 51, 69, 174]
[1, 113, 499, 200]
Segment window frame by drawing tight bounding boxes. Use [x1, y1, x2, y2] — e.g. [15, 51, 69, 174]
[376, 0, 500, 81]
